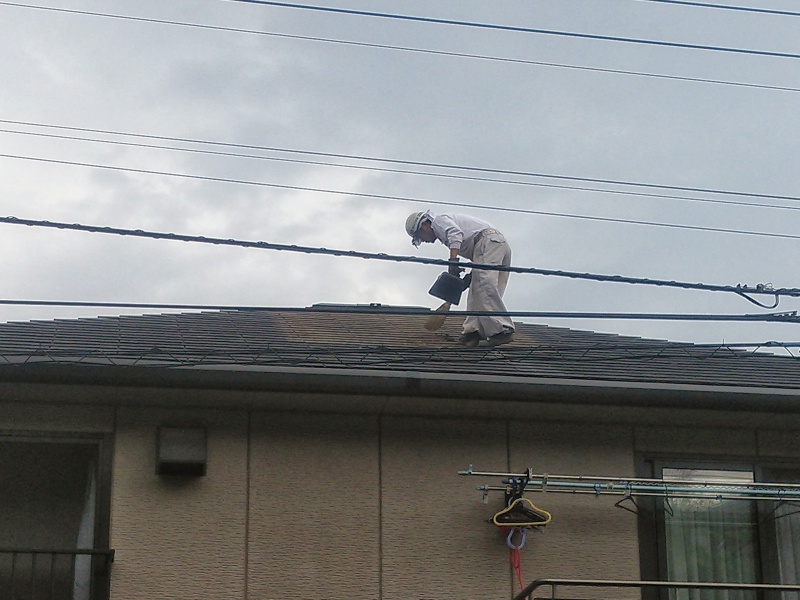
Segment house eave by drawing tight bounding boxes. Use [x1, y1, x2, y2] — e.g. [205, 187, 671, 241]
[0, 362, 798, 413]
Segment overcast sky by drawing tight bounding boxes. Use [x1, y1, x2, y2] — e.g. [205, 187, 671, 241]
[1, 0, 799, 350]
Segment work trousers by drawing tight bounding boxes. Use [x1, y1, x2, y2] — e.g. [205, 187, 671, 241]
[463, 230, 514, 338]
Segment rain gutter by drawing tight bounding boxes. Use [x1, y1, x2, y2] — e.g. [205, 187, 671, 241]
[0, 362, 798, 413]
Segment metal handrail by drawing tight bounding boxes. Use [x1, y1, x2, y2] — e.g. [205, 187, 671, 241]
[515, 578, 800, 600]
[0, 548, 115, 600]
[0, 548, 114, 558]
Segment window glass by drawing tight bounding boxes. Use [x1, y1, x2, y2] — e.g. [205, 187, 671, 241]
[761, 468, 800, 600]
[662, 468, 760, 600]
[775, 502, 800, 600]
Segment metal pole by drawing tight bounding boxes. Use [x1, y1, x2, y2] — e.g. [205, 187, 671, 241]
[461, 468, 800, 502]
[515, 578, 800, 600]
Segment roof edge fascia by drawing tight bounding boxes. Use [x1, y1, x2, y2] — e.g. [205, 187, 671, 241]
[0, 362, 798, 412]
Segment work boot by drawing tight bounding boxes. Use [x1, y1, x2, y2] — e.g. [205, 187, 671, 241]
[487, 329, 515, 347]
[457, 331, 482, 347]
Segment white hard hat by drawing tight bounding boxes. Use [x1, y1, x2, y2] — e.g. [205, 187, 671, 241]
[405, 211, 428, 246]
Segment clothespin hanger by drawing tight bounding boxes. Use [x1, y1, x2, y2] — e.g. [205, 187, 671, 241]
[503, 471, 531, 507]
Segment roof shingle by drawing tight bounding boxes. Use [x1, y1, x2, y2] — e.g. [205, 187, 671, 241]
[0, 308, 798, 390]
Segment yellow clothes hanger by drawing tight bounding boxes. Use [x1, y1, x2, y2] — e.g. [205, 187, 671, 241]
[493, 497, 552, 527]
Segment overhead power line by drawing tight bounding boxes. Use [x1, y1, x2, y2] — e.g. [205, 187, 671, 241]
[1, 3, 798, 93]
[635, 0, 800, 18]
[222, 0, 800, 60]
[4, 125, 800, 213]
[0, 127, 726, 207]
[3, 151, 800, 242]
[2, 298, 800, 324]
[5, 119, 798, 206]
[0, 216, 795, 307]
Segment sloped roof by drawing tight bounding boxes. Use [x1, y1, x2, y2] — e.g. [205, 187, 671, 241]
[0, 307, 799, 392]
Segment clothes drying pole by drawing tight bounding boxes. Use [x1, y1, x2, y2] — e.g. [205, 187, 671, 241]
[459, 466, 800, 504]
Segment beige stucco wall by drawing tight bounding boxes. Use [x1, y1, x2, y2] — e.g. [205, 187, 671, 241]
[510, 421, 640, 586]
[0, 401, 113, 433]
[110, 407, 248, 599]
[247, 412, 380, 600]
[105, 406, 641, 600]
[381, 416, 509, 599]
[3, 393, 800, 600]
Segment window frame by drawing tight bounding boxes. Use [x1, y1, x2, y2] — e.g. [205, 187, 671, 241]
[0, 430, 114, 599]
[637, 454, 800, 600]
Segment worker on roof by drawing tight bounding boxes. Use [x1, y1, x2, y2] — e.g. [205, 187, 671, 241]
[405, 211, 515, 347]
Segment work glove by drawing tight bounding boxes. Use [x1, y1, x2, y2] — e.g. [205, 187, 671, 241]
[448, 258, 464, 276]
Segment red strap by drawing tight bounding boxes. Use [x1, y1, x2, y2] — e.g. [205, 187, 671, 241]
[510, 548, 525, 591]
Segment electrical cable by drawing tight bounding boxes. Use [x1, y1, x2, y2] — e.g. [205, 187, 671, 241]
[5, 118, 798, 206]
[3, 126, 800, 213]
[0, 298, 799, 323]
[3, 151, 800, 242]
[4, 299, 800, 360]
[0, 216, 796, 307]
[220, 0, 800, 60]
[634, 0, 800, 18]
[1, 3, 798, 93]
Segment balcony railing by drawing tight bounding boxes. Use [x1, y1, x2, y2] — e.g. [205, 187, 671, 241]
[515, 579, 800, 600]
[0, 549, 114, 600]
